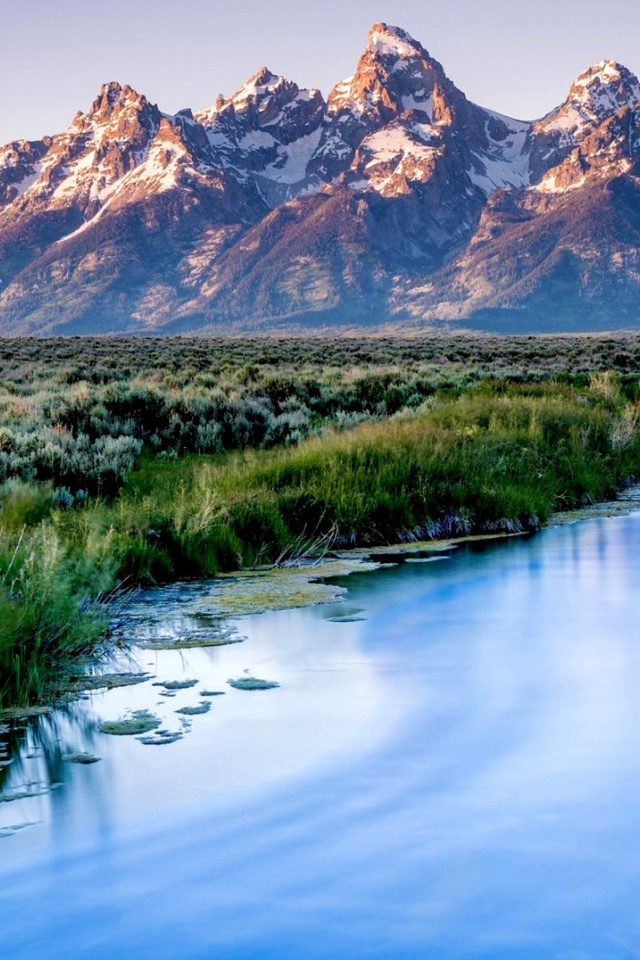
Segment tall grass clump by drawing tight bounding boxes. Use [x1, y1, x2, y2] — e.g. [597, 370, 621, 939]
[0, 484, 116, 709]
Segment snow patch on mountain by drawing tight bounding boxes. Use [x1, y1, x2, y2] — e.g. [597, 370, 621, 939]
[401, 91, 434, 117]
[468, 112, 532, 193]
[368, 24, 422, 60]
[262, 127, 323, 184]
[360, 122, 439, 167]
[10, 164, 43, 200]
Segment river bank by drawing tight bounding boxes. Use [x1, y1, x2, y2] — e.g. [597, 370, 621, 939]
[3, 377, 640, 710]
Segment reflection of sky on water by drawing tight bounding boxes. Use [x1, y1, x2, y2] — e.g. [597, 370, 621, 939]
[2, 515, 640, 958]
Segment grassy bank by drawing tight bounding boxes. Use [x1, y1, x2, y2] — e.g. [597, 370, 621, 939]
[2, 373, 639, 709]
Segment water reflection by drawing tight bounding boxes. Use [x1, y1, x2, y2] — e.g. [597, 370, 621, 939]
[2, 516, 640, 958]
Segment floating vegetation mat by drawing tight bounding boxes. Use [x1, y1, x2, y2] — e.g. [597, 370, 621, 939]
[137, 730, 184, 746]
[175, 702, 211, 716]
[152, 679, 198, 691]
[549, 490, 640, 526]
[112, 557, 386, 656]
[228, 677, 280, 692]
[65, 673, 153, 694]
[0, 706, 53, 721]
[99, 711, 161, 737]
[0, 787, 48, 804]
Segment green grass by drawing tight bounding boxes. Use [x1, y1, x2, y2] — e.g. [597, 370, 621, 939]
[2, 372, 640, 710]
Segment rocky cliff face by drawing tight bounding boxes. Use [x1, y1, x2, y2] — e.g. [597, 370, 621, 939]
[2, 23, 640, 333]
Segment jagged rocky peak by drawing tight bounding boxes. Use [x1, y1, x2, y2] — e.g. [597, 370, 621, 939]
[91, 80, 142, 112]
[0, 79, 170, 215]
[196, 67, 325, 139]
[567, 60, 640, 117]
[309, 22, 463, 183]
[536, 59, 640, 142]
[528, 58, 640, 187]
[79, 81, 162, 143]
[222, 66, 301, 111]
[328, 22, 453, 123]
[192, 66, 327, 207]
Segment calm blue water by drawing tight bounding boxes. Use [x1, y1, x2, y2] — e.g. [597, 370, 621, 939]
[2, 515, 640, 958]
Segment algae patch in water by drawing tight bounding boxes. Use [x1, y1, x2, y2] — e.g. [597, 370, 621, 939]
[228, 677, 280, 691]
[549, 499, 640, 526]
[66, 673, 153, 694]
[142, 634, 244, 651]
[211, 559, 383, 618]
[175, 702, 211, 716]
[1, 705, 53, 721]
[114, 557, 384, 655]
[137, 730, 184, 746]
[153, 679, 198, 691]
[99, 710, 161, 736]
[62, 752, 101, 764]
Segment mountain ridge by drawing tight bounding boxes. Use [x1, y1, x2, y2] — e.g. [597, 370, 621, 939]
[2, 22, 640, 334]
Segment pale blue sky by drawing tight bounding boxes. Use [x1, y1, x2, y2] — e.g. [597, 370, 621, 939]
[2, 0, 640, 144]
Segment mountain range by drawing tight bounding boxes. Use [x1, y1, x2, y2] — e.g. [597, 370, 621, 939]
[2, 22, 640, 334]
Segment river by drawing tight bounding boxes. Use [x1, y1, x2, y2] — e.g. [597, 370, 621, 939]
[2, 514, 640, 958]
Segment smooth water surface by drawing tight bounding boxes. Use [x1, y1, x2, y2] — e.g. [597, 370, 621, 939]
[2, 515, 640, 958]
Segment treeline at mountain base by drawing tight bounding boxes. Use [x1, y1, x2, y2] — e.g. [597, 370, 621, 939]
[3, 334, 640, 709]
